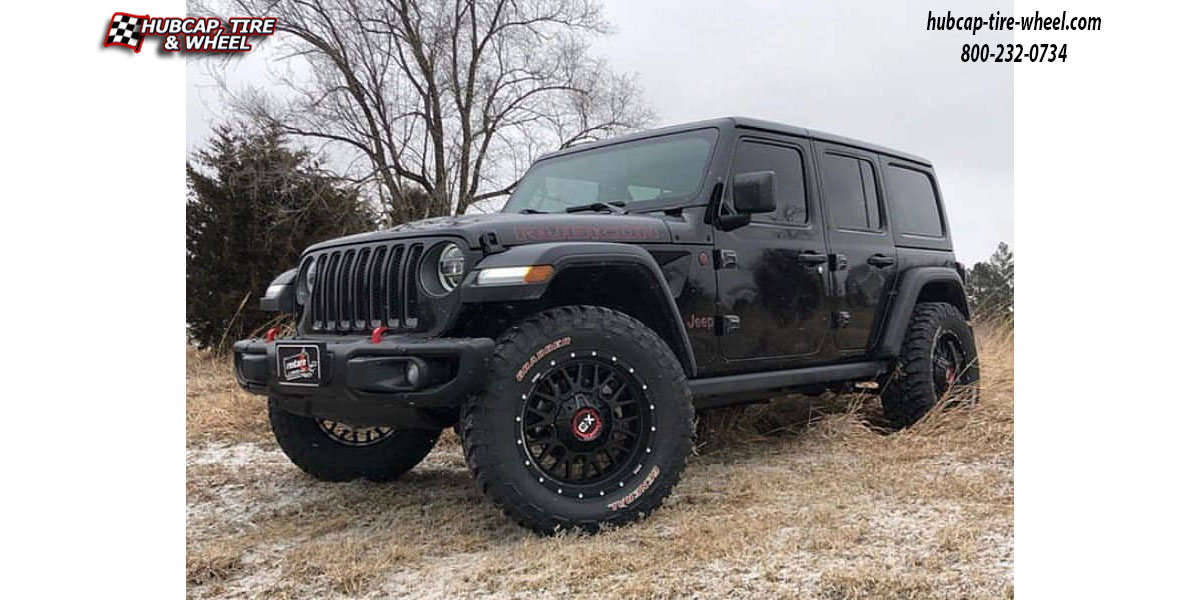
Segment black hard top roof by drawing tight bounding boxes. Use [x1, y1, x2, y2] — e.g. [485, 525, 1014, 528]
[536, 116, 932, 167]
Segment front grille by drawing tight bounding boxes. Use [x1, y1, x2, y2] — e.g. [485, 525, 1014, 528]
[307, 242, 425, 333]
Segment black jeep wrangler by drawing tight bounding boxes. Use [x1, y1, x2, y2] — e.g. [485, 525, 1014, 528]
[234, 117, 978, 534]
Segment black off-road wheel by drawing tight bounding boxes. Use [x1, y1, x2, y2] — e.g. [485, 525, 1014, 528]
[269, 399, 441, 482]
[882, 302, 980, 428]
[460, 306, 695, 534]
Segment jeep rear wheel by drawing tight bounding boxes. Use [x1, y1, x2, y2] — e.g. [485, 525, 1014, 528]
[882, 302, 980, 427]
[269, 399, 440, 482]
[460, 305, 695, 534]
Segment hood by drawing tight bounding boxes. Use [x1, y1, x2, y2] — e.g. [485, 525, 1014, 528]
[304, 212, 673, 254]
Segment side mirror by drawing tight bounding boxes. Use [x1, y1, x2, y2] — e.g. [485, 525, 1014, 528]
[732, 171, 776, 214]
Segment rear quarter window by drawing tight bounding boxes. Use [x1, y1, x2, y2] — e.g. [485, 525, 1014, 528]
[885, 166, 944, 237]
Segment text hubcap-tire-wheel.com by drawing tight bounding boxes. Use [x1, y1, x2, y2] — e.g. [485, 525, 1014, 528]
[932, 330, 967, 399]
[518, 353, 655, 499]
[317, 419, 395, 446]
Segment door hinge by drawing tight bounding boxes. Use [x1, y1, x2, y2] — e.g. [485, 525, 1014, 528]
[715, 249, 738, 269]
[831, 311, 851, 328]
[719, 314, 741, 335]
[831, 254, 848, 271]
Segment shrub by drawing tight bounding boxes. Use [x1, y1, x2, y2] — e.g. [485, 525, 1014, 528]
[186, 124, 375, 350]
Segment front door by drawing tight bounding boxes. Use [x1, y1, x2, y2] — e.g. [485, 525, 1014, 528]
[814, 143, 899, 355]
[713, 134, 831, 366]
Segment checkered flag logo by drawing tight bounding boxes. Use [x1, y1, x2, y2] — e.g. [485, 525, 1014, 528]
[104, 13, 148, 52]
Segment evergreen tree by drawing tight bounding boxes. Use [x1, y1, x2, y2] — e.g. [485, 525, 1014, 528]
[186, 124, 376, 350]
[966, 242, 1015, 321]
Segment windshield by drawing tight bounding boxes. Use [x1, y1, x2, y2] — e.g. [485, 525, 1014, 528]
[503, 128, 718, 213]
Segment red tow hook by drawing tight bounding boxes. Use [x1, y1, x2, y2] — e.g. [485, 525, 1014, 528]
[265, 327, 280, 342]
[371, 325, 389, 344]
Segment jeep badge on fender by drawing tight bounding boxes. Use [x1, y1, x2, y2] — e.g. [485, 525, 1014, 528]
[233, 117, 979, 534]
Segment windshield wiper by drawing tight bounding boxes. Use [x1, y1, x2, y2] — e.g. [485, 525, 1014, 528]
[519, 208, 546, 214]
[565, 201, 627, 214]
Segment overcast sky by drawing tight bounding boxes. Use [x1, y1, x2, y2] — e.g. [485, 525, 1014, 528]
[187, 0, 1012, 265]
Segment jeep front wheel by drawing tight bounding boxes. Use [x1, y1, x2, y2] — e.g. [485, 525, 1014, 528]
[268, 399, 441, 482]
[882, 302, 980, 427]
[460, 306, 695, 534]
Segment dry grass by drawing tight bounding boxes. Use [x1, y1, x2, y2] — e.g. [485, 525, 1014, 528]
[186, 325, 1013, 599]
[187, 348, 272, 446]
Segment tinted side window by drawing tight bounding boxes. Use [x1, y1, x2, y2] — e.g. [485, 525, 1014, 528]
[886, 166, 944, 237]
[823, 154, 883, 231]
[731, 140, 806, 224]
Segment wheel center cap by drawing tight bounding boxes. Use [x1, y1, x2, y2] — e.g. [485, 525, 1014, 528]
[570, 407, 603, 442]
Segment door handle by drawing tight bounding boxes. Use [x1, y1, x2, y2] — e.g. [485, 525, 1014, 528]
[867, 254, 896, 268]
[797, 252, 827, 265]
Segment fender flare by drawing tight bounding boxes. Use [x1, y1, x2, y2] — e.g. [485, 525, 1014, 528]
[460, 242, 698, 376]
[874, 266, 969, 359]
[259, 268, 298, 313]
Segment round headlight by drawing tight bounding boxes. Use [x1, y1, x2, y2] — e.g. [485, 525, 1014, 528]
[305, 261, 317, 292]
[436, 244, 465, 291]
[297, 260, 316, 305]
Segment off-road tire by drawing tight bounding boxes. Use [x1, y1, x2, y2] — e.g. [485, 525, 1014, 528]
[269, 399, 440, 482]
[460, 305, 695, 534]
[882, 302, 980, 428]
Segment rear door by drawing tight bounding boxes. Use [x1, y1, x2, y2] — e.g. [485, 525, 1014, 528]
[713, 133, 831, 366]
[814, 143, 899, 355]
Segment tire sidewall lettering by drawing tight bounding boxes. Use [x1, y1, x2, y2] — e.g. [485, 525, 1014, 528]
[606, 464, 659, 511]
[515, 336, 571, 382]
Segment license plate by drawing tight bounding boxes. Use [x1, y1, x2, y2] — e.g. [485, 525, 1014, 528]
[276, 343, 322, 386]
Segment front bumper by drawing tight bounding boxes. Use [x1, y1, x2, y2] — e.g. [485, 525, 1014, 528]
[233, 335, 494, 426]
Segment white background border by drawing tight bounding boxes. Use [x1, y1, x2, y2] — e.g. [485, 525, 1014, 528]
[3, 1, 185, 595]
[5, 0, 1200, 596]
[1016, 0, 1200, 596]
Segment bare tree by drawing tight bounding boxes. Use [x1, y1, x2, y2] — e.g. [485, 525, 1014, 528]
[197, 0, 654, 222]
